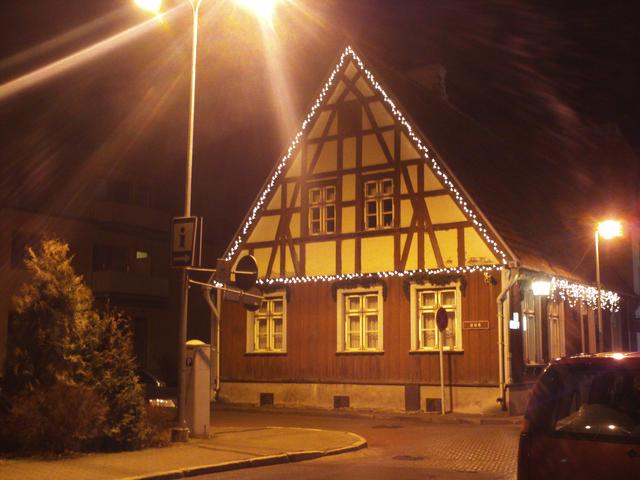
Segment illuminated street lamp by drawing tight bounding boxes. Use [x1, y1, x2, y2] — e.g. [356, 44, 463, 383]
[136, 0, 278, 442]
[595, 219, 623, 351]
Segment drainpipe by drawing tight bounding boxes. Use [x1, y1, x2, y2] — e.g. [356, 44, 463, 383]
[203, 287, 222, 400]
[497, 266, 519, 411]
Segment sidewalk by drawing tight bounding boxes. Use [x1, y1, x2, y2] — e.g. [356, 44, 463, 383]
[0, 426, 367, 480]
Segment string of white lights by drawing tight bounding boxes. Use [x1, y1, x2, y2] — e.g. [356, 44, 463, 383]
[257, 264, 503, 286]
[225, 45, 508, 270]
[550, 277, 620, 312]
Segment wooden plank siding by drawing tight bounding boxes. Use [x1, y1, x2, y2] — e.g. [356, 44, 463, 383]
[221, 271, 502, 386]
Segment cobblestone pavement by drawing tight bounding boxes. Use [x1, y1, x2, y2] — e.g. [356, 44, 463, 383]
[203, 409, 520, 480]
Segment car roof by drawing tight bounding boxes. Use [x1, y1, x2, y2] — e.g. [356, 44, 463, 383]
[550, 352, 640, 367]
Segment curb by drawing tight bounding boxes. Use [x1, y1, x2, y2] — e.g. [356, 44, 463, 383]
[123, 432, 367, 480]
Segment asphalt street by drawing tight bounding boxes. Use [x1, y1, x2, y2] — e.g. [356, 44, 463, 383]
[200, 409, 520, 480]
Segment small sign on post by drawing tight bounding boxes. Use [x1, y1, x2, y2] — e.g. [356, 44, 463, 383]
[171, 216, 198, 268]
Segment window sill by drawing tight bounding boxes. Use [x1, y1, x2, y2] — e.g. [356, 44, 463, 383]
[244, 351, 287, 356]
[409, 349, 464, 354]
[336, 350, 385, 355]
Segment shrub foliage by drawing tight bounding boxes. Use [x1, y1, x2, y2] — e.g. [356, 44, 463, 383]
[1, 238, 152, 453]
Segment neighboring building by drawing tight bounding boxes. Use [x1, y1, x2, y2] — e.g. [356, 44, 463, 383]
[0, 169, 177, 379]
[217, 46, 636, 414]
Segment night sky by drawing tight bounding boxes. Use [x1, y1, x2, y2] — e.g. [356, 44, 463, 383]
[1, 0, 638, 263]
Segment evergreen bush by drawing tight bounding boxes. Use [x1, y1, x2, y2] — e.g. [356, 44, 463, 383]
[1, 238, 156, 453]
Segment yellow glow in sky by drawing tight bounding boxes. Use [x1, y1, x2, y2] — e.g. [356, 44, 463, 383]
[134, 0, 162, 14]
[236, 0, 277, 24]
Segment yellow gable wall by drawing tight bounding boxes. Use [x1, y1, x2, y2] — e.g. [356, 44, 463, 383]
[401, 233, 418, 270]
[464, 227, 498, 265]
[267, 186, 281, 210]
[306, 241, 336, 276]
[253, 247, 272, 277]
[361, 236, 394, 272]
[435, 229, 458, 267]
[342, 174, 355, 201]
[355, 76, 375, 97]
[327, 81, 346, 105]
[425, 167, 444, 191]
[285, 150, 302, 178]
[401, 165, 417, 194]
[362, 134, 388, 166]
[247, 215, 279, 244]
[341, 238, 356, 274]
[425, 195, 467, 224]
[284, 244, 299, 276]
[424, 234, 438, 269]
[312, 140, 338, 174]
[369, 101, 395, 127]
[342, 206, 356, 233]
[400, 132, 421, 160]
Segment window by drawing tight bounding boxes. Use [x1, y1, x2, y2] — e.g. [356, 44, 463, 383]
[92, 245, 130, 272]
[337, 287, 384, 352]
[308, 185, 336, 235]
[410, 284, 462, 351]
[247, 293, 286, 353]
[522, 289, 543, 364]
[548, 300, 565, 359]
[364, 178, 394, 229]
[337, 100, 361, 136]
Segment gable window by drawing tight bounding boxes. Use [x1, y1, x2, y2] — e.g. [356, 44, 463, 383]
[548, 300, 565, 359]
[246, 293, 286, 353]
[337, 286, 384, 352]
[410, 283, 462, 351]
[522, 289, 543, 364]
[308, 185, 336, 235]
[364, 178, 394, 230]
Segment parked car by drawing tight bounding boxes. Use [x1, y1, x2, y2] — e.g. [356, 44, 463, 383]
[137, 369, 176, 408]
[518, 352, 640, 480]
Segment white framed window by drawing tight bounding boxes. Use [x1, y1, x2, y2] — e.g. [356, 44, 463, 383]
[364, 178, 394, 230]
[522, 289, 543, 364]
[246, 293, 286, 353]
[410, 283, 463, 351]
[336, 286, 384, 352]
[548, 300, 565, 359]
[308, 185, 336, 235]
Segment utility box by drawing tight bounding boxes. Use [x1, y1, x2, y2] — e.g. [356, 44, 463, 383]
[185, 339, 210, 438]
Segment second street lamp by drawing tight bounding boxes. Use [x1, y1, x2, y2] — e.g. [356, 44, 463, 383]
[595, 219, 623, 352]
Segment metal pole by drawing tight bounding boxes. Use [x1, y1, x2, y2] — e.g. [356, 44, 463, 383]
[595, 230, 603, 352]
[176, 0, 201, 439]
[439, 332, 445, 415]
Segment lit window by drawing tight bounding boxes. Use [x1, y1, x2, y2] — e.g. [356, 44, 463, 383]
[410, 284, 462, 351]
[337, 287, 384, 352]
[522, 289, 543, 364]
[136, 250, 149, 260]
[364, 178, 394, 230]
[247, 293, 286, 353]
[308, 185, 336, 235]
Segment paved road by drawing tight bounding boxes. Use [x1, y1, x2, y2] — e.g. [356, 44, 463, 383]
[199, 409, 519, 480]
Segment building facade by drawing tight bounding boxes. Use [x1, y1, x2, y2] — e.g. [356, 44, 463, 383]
[217, 46, 634, 414]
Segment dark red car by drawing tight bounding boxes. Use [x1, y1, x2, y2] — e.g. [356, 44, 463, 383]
[518, 352, 640, 479]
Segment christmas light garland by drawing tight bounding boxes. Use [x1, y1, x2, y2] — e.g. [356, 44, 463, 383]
[256, 264, 503, 286]
[225, 46, 508, 268]
[550, 277, 620, 312]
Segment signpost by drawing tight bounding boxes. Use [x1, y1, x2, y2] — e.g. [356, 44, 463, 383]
[171, 216, 198, 268]
[436, 307, 448, 415]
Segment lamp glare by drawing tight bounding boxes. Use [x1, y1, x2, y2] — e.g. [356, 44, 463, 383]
[532, 280, 551, 296]
[597, 220, 622, 240]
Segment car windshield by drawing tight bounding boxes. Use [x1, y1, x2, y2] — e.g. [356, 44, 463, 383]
[550, 363, 640, 440]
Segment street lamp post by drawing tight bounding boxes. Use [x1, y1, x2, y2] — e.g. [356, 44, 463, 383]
[595, 220, 623, 352]
[136, 0, 278, 441]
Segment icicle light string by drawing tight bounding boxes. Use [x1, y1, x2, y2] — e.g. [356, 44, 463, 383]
[550, 277, 620, 313]
[226, 46, 507, 265]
